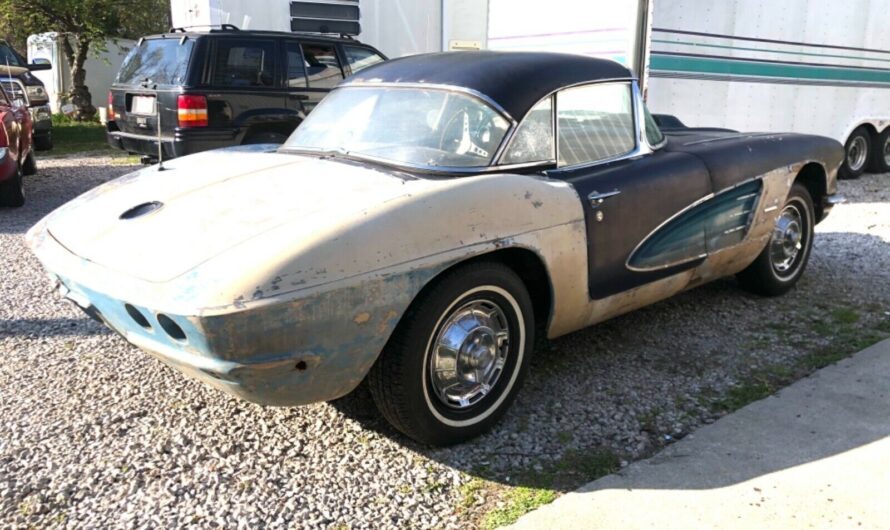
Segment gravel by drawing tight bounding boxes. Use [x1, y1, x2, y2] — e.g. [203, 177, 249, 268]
[2, 156, 889, 529]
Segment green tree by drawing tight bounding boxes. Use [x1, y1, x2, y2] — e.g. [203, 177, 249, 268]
[0, 0, 170, 120]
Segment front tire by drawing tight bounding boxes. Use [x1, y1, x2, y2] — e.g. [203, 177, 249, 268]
[0, 163, 25, 207]
[737, 183, 814, 296]
[839, 126, 871, 179]
[368, 262, 534, 445]
[22, 151, 37, 176]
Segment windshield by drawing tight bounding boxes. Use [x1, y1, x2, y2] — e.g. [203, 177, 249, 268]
[0, 42, 25, 67]
[117, 38, 194, 86]
[284, 86, 511, 168]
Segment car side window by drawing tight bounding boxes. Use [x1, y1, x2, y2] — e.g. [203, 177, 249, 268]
[643, 105, 665, 146]
[343, 46, 385, 74]
[301, 43, 344, 89]
[556, 83, 635, 167]
[212, 39, 276, 87]
[285, 42, 308, 88]
[501, 96, 554, 164]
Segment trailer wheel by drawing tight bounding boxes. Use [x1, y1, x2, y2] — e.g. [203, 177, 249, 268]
[868, 128, 890, 174]
[839, 126, 871, 179]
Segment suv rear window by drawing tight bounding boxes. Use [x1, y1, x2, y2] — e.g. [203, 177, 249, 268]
[117, 38, 194, 86]
[343, 46, 384, 73]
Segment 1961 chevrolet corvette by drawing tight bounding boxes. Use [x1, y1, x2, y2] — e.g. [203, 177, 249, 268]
[27, 52, 843, 445]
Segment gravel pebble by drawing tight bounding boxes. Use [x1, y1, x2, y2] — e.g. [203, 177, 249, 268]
[1, 156, 888, 528]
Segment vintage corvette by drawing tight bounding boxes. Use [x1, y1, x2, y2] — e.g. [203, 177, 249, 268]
[27, 52, 843, 445]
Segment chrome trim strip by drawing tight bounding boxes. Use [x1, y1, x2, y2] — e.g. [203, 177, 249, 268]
[825, 194, 846, 205]
[587, 189, 622, 207]
[624, 176, 765, 272]
[764, 205, 779, 213]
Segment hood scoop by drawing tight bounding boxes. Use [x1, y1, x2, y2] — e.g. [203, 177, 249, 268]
[120, 201, 164, 220]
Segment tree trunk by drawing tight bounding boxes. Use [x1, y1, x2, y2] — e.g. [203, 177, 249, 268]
[62, 35, 96, 121]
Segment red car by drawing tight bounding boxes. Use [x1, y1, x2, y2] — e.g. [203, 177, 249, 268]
[0, 81, 35, 207]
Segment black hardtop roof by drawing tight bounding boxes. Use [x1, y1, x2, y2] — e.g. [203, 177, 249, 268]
[343, 51, 633, 120]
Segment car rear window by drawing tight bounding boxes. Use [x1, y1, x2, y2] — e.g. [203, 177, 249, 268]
[117, 38, 194, 86]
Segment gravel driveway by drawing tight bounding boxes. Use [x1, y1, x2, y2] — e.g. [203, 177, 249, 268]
[2, 156, 889, 529]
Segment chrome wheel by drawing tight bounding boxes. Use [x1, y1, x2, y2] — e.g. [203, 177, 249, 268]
[770, 203, 805, 276]
[847, 135, 868, 173]
[428, 299, 510, 409]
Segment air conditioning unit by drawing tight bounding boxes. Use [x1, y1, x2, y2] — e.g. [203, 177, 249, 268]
[290, 1, 361, 36]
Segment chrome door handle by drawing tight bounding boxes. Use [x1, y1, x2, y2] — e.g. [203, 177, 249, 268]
[588, 190, 621, 208]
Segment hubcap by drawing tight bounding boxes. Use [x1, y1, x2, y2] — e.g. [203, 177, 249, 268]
[770, 203, 805, 275]
[847, 136, 868, 172]
[429, 299, 509, 409]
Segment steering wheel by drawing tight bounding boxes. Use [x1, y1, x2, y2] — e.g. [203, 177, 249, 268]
[438, 110, 490, 158]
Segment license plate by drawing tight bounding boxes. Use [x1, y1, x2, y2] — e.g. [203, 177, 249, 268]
[131, 95, 156, 115]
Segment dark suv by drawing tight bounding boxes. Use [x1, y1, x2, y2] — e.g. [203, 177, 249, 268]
[106, 26, 386, 160]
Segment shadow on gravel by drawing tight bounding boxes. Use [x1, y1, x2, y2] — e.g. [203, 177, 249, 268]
[0, 317, 110, 338]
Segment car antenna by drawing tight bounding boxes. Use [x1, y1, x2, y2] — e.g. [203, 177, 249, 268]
[153, 82, 165, 171]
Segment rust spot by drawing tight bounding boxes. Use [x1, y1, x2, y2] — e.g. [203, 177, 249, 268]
[378, 310, 399, 335]
[353, 312, 371, 325]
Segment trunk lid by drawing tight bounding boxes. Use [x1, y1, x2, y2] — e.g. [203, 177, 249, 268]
[46, 150, 415, 282]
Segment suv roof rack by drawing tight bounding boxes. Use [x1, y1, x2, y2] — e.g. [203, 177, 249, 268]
[169, 24, 240, 33]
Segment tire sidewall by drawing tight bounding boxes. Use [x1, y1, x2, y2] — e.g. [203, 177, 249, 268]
[871, 129, 890, 174]
[400, 266, 534, 442]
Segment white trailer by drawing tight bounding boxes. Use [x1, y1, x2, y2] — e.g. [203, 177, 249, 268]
[487, 0, 890, 178]
[646, 0, 890, 178]
[27, 33, 134, 115]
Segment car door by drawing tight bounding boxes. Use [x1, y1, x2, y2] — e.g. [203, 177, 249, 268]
[544, 81, 713, 300]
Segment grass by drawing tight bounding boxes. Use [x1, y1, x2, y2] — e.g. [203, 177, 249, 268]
[50, 121, 112, 156]
[709, 306, 889, 414]
[469, 448, 620, 528]
[481, 487, 557, 530]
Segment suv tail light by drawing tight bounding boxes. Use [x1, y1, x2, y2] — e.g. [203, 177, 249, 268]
[107, 91, 114, 121]
[177, 94, 208, 128]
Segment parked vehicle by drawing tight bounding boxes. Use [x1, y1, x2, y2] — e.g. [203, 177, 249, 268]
[0, 82, 36, 207]
[27, 32, 133, 119]
[0, 40, 52, 151]
[28, 52, 842, 444]
[106, 25, 386, 161]
[487, 0, 890, 180]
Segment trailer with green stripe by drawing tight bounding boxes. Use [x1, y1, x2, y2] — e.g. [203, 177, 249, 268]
[487, 0, 890, 179]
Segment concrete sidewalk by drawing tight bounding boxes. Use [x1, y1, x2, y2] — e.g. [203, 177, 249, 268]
[509, 339, 890, 530]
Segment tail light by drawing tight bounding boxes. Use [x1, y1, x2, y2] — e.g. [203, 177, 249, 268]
[107, 91, 114, 121]
[177, 94, 208, 128]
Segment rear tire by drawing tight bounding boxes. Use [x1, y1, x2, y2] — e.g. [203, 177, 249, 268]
[737, 183, 814, 296]
[868, 128, 890, 174]
[367, 262, 534, 445]
[22, 151, 36, 176]
[839, 126, 871, 179]
[0, 163, 25, 207]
